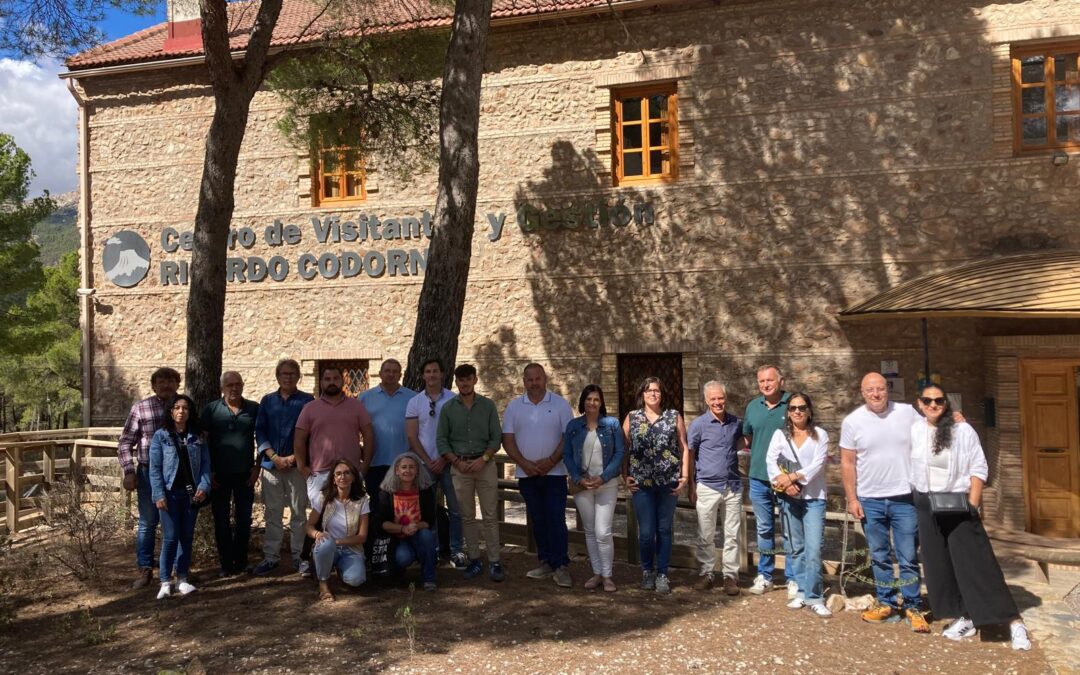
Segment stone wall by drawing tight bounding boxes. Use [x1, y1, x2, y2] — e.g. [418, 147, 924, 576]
[81, 0, 1080, 532]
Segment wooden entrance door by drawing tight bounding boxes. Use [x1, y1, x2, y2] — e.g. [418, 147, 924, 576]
[616, 353, 683, 422]
[1019, 359, 1080, 538]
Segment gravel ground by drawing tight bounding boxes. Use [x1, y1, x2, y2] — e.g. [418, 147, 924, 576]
[0, 539, 1051, 675]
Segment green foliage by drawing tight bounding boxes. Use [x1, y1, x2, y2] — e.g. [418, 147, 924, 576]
[266, 29, 448, 180]
[0, 133, 51, 342]
[0, 0, 158, 57]
[33, 194, 78, 266]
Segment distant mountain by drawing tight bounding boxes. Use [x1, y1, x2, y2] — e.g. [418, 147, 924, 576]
[33, 191, 78, 266]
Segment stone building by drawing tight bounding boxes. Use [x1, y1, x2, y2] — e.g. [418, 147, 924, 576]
[64, 0, 1080, 538]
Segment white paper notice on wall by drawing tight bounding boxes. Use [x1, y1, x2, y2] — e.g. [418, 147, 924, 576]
[881, 360, 899, 377]
[947, 393, 962, 412]
[887, 376, 905, 401]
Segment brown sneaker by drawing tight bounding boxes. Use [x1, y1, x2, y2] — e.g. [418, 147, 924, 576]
[862, 602, 901, 624]
[132, 568, 153, 590]
[722, 575, 740, 596]
[694, 573, 714, 591]
[905, 608, 931, 634]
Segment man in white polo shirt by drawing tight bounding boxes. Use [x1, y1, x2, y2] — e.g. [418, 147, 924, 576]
[502, 363, 574, 588]
[841, 372, 928, 633]
[405, 357, 466, 569]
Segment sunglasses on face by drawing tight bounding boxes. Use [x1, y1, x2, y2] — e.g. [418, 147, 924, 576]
[788, 405, 809, 413]
[919, 397, 947, 407]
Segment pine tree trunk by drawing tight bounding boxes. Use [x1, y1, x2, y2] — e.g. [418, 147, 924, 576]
[183, 0, 283, 409]
[403, 0, 493, 390]
[184, 96, 250, 410]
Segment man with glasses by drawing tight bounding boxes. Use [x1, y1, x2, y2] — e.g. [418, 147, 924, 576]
[741, 365, 795, 597]
[840, 371, 928, 633]
[251, 359, 315, 577]
[405, 358, 467, 568]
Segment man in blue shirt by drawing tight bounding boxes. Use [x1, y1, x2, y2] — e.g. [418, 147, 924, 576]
[252, 359, 314, 577]
[359, 359, 417, 495]
[688, 380, 745, 596]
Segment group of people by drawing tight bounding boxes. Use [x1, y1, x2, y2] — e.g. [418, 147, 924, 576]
[118, 360, 1031, 647]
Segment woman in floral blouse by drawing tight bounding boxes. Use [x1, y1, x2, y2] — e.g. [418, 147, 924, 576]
[622, 376, 691, 594]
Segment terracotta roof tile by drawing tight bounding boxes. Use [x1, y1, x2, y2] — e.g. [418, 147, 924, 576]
[67, 0, 629, 69]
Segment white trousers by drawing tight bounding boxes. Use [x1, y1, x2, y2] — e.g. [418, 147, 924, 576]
[695, 483, 744, 578]
[573, 480, 619, 576]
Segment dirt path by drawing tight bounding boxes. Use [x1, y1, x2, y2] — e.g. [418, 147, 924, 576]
[0, 542, 1051, 674]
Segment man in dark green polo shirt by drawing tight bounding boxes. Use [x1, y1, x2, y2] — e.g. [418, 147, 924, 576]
[740, 364, 792, 596]
[201, 370, 260, 576]
[436, 363, 504, 582]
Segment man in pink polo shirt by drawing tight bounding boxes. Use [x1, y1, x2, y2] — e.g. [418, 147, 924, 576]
[294, 366, 376, 503]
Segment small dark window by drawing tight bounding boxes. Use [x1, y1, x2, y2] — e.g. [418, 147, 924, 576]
[612, 85, 678, 185]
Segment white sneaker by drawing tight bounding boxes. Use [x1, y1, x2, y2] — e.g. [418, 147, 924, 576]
[748, 575, 774, 595]
[786, 579, 800, 599]
[810, 603, 833, 618]
[786, 597, 806, 609]
[177, 581, 197, 596]
[156, 582, 171, 600]
[942, 617, 976, 641]
[1010, 622, 1031, 651]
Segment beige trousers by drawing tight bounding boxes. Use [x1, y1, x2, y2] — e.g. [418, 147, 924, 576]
[452, 460, 501, 563]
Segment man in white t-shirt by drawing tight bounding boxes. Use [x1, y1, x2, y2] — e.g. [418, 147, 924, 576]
[841, 372, 927, 632]
[502, 363, 575, 588]
[405, 358, 465, 568]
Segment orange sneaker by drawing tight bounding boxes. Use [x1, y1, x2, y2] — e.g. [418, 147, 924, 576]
[905, 608, 931, 634]
[862, 602, 901, 623]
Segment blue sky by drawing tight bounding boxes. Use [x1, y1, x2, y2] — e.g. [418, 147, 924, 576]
[0, 4, 167, 198]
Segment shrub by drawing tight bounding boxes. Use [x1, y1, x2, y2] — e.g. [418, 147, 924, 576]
[42, 478, 126, 582]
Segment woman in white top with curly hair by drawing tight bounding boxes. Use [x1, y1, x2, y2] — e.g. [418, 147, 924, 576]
[910, 384, 1030, 650]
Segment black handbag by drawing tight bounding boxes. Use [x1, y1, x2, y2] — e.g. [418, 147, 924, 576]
[922, 427, 971, 515]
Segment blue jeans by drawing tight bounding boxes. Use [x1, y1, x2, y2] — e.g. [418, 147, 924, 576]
[781, 497, 826, 604]
[159, 487, 199, 582]
[312, 537, 366, 586]
[394, 528, 438, 582]
[434, 469, 464, 555]
[862, 494, 921, 609]
[519, 475, 570, 569]
[632, 484, 678, 574]
[136, 465, 160, 570]
[749, 478, 783, 581]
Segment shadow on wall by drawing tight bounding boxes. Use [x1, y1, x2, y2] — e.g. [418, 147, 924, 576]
[492, 1, 1079, 424]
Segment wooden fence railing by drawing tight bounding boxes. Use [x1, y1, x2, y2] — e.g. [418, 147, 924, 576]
[2, 430, 865, 576]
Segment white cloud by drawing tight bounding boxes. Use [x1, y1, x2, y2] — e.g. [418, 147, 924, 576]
[0, 58, 78, 197]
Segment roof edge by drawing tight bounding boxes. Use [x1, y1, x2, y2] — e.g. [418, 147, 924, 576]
[62, 0, 671, 79]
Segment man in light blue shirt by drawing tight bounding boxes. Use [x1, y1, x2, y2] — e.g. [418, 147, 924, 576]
[359, 359, 416, 496]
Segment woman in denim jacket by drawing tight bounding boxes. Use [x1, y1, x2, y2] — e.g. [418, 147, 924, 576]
[149, 394, 211, 600]
[563, 384, 625, 592]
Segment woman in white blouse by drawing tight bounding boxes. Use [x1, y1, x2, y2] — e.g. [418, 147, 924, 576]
[766, 392, 831, 618]
[911, 385, 1030, 650]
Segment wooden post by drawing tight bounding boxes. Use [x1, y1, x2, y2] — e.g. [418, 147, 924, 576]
[5, 448, 21, 533]
[624, 488, 639, 564]
[44, 441, 56, 485]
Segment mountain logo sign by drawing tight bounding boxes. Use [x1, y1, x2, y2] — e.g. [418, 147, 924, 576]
[102, 230, 151, 288]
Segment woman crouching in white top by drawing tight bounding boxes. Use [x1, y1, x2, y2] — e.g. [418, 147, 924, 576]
[910, 385, 1030, 650]
[766, 392, 831, 618]
[305, 458, 370, 602]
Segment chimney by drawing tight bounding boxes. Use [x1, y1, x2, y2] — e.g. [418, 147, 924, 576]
[163, 0, 203, 53]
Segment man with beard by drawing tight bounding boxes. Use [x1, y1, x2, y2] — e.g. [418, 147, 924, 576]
[294, 366, 376, 503]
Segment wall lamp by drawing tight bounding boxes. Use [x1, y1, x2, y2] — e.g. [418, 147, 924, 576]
[1052, 150, 1070, 166]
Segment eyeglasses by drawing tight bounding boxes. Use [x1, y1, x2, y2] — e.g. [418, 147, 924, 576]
[919, 396, 947, 407]
[788, 405, 809, 413]
[429, 399, 437, 417]
[644, 389, 662, 395]
[333, 471, 352, 478]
